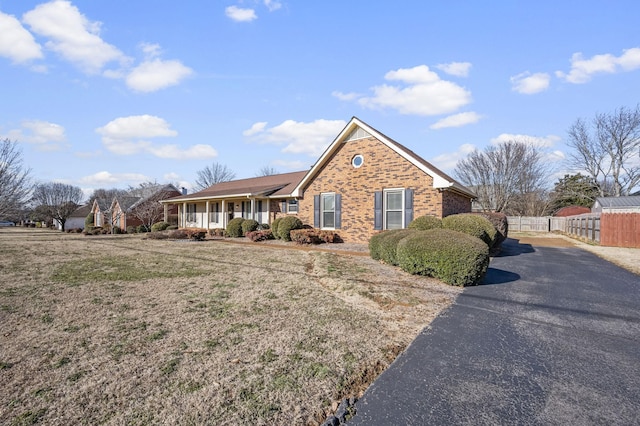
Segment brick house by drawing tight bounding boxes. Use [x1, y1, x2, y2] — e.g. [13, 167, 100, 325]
[162, 117, 475, 243]
[91, 184, 181, 231]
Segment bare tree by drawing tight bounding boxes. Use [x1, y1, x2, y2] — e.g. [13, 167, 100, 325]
[128, 184, 178, 230]
[566, 105, 640, 197]
[454, 140, 551, 214]
[195, 163, 236, 190]
[256, 166, 279, 177]
[87, 188, 129, 206]
[31, 182, 83, 231]
[0, 139, 32, 220]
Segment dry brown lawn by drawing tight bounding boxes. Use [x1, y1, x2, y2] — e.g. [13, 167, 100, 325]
[0, 228, 460, 425]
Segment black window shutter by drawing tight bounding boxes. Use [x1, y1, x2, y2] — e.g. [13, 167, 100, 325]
[404, 188, 414, 227]
[374, 191, 382, 230]
[313, 195, 320, 228]
[335, 194, 342, 229]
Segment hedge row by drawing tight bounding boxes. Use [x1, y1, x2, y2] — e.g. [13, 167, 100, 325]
[369, 225, 490, 286]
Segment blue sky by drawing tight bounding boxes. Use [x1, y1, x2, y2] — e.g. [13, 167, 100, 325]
[1, 1, 639, 198]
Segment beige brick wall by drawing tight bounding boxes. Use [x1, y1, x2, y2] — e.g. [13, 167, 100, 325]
[297, 136, 471, 243]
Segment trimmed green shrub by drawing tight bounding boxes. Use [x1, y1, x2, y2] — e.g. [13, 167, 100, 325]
[151, 221, 170, 232]
[442, 213, 497, 247]
[85, 213, 94, 228]
[259, 223, 270, 230]
[277, 216, 304, 241]
[167, 225, 179, 230]
[474, 212, 508, 249]
[241, 219, 259, 235]
[408, 215, 442, 231]
[126, 225, 136, 234]
[369, 229, 417, 265]
[271, 217, 283, 238]
[137, 224, 150, 233]
[112, 226, 124, 234]
[397, 229, 489, 286]
[226, 217, 245, 238]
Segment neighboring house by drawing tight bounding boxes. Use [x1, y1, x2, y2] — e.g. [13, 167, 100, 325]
[56, 204, 92, 230]
[162, 117, 476, 243]
[91, 198, 110, 228]
[92, 184, 182, 231]
[554, 206, 591, 217]
[592, 196, 640, 213]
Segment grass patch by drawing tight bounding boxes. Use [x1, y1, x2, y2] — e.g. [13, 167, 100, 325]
[51, 256, 208, 285]
[0, 227, 460, 425]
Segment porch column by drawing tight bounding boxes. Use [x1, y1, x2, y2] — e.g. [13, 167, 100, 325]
[266, 200, 271, 225]
[163, 204, 168, 223]
[182, 202, 187, 227]
[205, 201, 210, 230]
[251, 198, 256, 221]
[221, 200, 226, 229]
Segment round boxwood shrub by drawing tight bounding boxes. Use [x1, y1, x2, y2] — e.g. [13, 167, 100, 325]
[271, 217, 283, 239]
[408, 215, 442, 231]
[136, 224, 150, 233]
[369, 229, 417, 266]
[151, 221, 170, 232]
[277, 216, 303, 241]
[397, 229, 489, 286]
[241, 219, 259, 235]
[226, 217, 245, 238]
[442, 213, 497, 247]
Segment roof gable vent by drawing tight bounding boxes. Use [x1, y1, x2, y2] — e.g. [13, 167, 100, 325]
[345, 126, 371, 142]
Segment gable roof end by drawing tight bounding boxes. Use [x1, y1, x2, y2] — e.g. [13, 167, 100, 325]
[291, 117, 475, 199]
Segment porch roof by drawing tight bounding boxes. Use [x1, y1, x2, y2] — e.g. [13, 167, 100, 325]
[163, 171, 307, 203]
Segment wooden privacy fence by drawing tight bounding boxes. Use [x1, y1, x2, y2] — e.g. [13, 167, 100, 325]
[600, 213, 640, 248]
[508, 213, 640, 248]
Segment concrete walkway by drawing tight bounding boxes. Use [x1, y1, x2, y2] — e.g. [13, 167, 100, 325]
[349, 238, 640, 425]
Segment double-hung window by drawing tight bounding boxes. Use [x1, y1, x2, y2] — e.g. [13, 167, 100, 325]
[384, 189, 404, 230]
[374, 188, 413, 230]
[210, 202, 220, 223]
[321, 193, 336, 228]
[186, 203, 196, 222]
[287, 199, 298, 213]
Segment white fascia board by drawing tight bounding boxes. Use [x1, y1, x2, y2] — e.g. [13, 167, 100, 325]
[160, 193, 253, 204]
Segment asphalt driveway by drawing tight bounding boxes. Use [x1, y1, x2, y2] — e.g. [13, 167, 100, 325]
[349, 238, 640, 425]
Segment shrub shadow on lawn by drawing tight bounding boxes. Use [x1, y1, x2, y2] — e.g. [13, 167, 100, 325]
[480, 268, 521, 285]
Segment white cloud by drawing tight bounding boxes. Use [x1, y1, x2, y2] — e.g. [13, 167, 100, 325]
[226, 6, 257, 22]
[126, 58, 193, 92]
[556, 47, 640, 84]
[23, 0, 126, 74]
[242, 122, 267, 136]
[244, 119, 347, 156]
[96, 115, 217, 159]
[429, 144, 477, 171]
[3, 120, 66, 151]
[430, 112, 482, 129]
[264, 0, 282, 12]
[356, 65, 472, 116]
[332, 91, 360, 101]
[0, 11, 43, 63]
[78, 171, 151, 186]
[510, 72, 550, 94]
[436, 62, 472, 77]
[490, 133, 561, 148]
